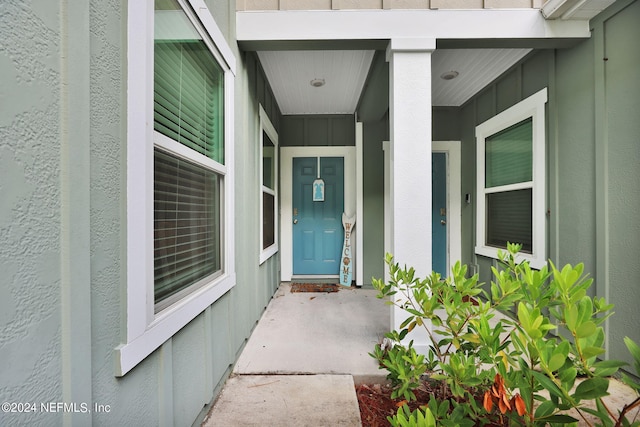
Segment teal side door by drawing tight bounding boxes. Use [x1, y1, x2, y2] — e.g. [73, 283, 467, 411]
[432, 152, 448, 277]
[292, 157, 344, 275]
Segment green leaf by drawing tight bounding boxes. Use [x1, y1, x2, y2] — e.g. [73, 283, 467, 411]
[621, 373, 640, 392]
[624, 337, 640, 376]
[592, 360, 627, 377]
[424, 407, 436, 427]
[565, 305, 578, 331]
[534, 400, 556, 419]
[575, 321, 597, 338]
[545, 414, 579, 423]
[573, 377, 609, 400]
[581, 346, 606, 360]
[548, 353, 567, 372]
[531, 371, 564, 399]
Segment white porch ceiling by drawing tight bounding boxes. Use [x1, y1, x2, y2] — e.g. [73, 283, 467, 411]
[257, 50, 375, 115]
[257, 48, 532, 114]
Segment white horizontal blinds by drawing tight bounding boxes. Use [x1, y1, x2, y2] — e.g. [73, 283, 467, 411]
[153, 0, 224, 307]
[485, 118, 532, 188]
[154, 149, 221, 303]
[485, 118, 533, 253]
[154, 1, 224, 164]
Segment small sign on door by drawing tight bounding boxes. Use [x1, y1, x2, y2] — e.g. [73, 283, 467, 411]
[313, 178, 325, 201]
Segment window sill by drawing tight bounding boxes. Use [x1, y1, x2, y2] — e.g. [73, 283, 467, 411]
[114, 272, 235, 377]
[259, 245, 278, 265]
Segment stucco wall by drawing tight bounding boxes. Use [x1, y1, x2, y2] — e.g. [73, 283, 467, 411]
[0, 1, 64, 425]
[0, 0, 282, 425]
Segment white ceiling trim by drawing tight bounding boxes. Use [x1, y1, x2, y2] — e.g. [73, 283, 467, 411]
[238, 9, 590, 42]
[432, 49, 531, 106]
[258, 50, 375, 114]
[542, 0, 617, 19]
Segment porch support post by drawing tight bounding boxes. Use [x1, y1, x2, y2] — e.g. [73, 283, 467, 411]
[386, 38, 435, 353]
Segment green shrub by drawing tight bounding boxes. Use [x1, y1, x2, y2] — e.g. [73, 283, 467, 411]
[371, 243, 640, 427]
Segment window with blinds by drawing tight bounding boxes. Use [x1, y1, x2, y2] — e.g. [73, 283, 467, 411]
[153, 0, 224, 309]
[485, 118, 532, 189]
[262, 131, 276, 250]
[484, 118, 533, 253]
[154, 149, 221, 304]
[475, 88, 547, 268]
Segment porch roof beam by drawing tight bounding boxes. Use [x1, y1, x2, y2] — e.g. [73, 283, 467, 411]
[237, 9, 590, 48]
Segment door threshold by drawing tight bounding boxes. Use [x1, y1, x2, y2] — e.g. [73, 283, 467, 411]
[291, 275, 339, 281]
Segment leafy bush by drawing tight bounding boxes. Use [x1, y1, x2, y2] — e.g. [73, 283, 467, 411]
[371, 243, 640, 426]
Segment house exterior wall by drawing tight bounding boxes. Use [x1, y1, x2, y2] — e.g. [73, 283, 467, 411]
[280, 114, 355, 146]
[351, 0, 638, 365]
[362, 117, 388, 284]
[1, 2, 65, 425]
[457, 0, 640, 366]
[0, 1, 281, 426]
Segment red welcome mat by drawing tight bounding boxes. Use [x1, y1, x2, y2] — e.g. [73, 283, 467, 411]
[290, 283, 339, 293]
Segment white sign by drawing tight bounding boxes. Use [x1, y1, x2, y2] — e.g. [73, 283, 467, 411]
[340, 213, 356, 287]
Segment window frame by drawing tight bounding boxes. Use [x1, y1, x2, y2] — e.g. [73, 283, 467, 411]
[475, 88, 547, 269]
[117, 0, 236, 377]
[259, 105, 279, 264]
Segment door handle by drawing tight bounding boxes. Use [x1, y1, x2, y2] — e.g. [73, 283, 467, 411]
[440, 219, 446, 225]
[293, 219, 298, 224]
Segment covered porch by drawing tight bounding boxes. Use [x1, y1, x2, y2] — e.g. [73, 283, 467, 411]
[237, 6, 592, 351]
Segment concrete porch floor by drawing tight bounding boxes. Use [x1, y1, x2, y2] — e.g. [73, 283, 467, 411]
[203, 282, 388, 426]
[202, 282, 640, 426]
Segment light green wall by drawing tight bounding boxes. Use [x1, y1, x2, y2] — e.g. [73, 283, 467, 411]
[0, 1, 282, 426]
[457, 0, 640, 365]
[0, 1, 65, 425]
[589, 0, 640, 364]
[362, 117, 388, 285]
[280, 115, 355, 146]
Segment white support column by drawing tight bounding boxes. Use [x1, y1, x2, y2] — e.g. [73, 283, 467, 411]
[386, 38, 435, 353]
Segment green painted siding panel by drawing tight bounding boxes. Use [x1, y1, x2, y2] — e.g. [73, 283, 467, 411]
[459, 104, 478, 267]
[457, 1, 640, 367]
[521, 52, 549, 100]
[172, 317, 208, 426]
[433, 107, 461, 141]
[280, 115, 355, 146]
[363, 119, 388, 284]
[555, 36, 597, 273]
[496, 69, 520, 114]
[601, 0, 640, 365]
[475, 88, 496, 125]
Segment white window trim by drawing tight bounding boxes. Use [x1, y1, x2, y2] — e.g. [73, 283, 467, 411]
[259, 105, 279, 264]
[116, 0, 236, 377]
[475, 88, 547, 270]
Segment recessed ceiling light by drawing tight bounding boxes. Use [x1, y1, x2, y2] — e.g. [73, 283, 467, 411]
[310, 78, 325, 88]
[440, 71, 459, 81]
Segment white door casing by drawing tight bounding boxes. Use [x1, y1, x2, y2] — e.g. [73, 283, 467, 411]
[383, 141, 461, 280]
[281, 146, 357, 281]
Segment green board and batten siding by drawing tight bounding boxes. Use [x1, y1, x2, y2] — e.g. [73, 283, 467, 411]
[456, 0, 640, 366]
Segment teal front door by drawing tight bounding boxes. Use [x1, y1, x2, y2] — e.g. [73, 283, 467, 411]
[432, 152, 448, 277]
[292, 157, 344, 275]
